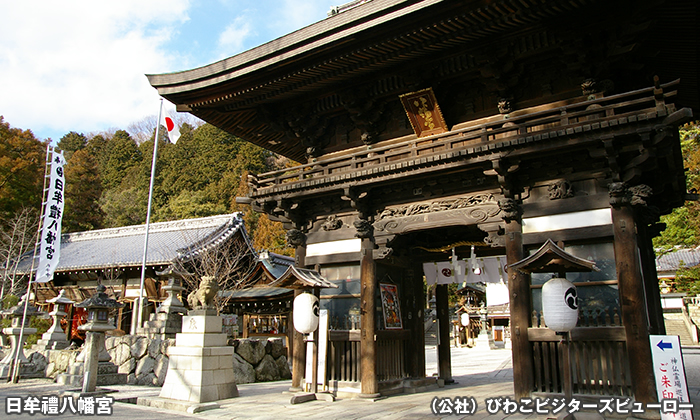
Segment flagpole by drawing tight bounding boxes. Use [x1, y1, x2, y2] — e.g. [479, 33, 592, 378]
[133, 99, 164, 335]
[9, 144, 52, 383]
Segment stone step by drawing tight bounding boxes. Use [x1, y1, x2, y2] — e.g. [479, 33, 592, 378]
[664, 318, 695, 347]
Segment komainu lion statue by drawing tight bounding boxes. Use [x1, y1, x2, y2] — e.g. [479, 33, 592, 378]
[187, 276, 219, 309]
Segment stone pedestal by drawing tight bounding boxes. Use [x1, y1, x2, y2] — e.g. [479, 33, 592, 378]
[56, 332, 126, 387]
[0, 295, 43, 380]
[56, 284, 126, 389]
[137, 312, 183, 340]
[136, 277, 186, 340]
[0, 326, 37, 379]
[157, 310, 239, 404]
[56, 358, 126, 387]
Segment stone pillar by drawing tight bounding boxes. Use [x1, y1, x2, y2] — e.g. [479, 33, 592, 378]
[82, 331, 104, 393]
[360, 237, 379, 397]
[609, 182, 657, 404]
[501, 197, 534, 399]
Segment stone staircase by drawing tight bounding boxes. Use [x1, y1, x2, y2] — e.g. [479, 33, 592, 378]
[424, 311, 438, 346]
[689, 301, 700, 327]
[663, 312, 698, 347]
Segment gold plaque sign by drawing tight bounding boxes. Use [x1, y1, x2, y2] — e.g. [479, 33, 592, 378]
[399, 87, 448, 138]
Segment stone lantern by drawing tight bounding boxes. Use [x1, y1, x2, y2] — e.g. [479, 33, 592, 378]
[75, 284, 124, 393]
[35, 289, 74, 350]
[0, 294, 41, 379]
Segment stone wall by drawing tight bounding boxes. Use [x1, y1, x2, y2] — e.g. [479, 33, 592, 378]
[105, 335, 174, 386]
[29, 335, 291, 386]
[231, 338, 291, 384]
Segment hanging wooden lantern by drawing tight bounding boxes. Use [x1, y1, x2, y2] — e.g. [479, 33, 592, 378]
[460, 313, 470, 327]
[542, 277, 578, 333]
[293, 292, 319, 334]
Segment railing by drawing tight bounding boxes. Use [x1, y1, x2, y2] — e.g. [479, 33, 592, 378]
[530, 307, 631, 396]
[250, 80, 679, 197]
[530, 330, 632, 397]
[327, 330, 361, 383]
[326, 329, 410, 383]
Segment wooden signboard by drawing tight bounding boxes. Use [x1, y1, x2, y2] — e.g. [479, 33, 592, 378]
[399, 87, 448, 138]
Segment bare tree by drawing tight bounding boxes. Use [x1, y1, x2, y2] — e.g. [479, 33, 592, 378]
[127, 113, 206, 144]
[172, 229, 258, 314]
[0, 207, 40, 303]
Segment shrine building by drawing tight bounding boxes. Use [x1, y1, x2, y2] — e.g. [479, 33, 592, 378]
[147, 0, 700, 402]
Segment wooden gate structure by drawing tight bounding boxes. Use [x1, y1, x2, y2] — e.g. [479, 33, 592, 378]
[148, 0, 700, 402]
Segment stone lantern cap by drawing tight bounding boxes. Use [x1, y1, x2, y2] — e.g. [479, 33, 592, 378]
[1, 295, 40, 318]
[76, 284, 124, 310]
[47, 289, 74, 305]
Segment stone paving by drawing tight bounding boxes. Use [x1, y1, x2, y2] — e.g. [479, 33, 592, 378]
[0, 344, 698, 419]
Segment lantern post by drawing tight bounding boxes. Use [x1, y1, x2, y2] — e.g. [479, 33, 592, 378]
[508, 239, 598, 403]
[76, 284, 124, 393]
[541, 276, 579, 401]
[290, 289, 331, 403]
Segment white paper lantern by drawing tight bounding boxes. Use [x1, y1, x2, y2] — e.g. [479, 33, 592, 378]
[541, 277, 579, 333]
[460, 313, 470, 327]
[293, 292, 320, 334]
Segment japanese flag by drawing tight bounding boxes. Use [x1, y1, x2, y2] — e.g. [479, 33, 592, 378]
[160, 109, 181, 144]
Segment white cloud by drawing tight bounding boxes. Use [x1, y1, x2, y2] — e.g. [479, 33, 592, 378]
[217, 16, 254, 57]
[0, 1, 190, 141]
[0, 0, 334, 142]
[273, 0, 334, 34]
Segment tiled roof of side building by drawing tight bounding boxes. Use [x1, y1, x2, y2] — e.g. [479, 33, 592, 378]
[655, 247, 700, 272]
[14, 213, 250, 274]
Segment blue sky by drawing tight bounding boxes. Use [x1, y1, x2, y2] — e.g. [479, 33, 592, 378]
[0, 0, 332, 142]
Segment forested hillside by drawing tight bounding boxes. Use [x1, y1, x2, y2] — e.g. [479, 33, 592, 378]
[0, 116, 293, 284]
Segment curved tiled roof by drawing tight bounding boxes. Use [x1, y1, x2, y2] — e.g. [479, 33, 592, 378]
[15, 213, 249, 274]
[656, 247, 700, 273]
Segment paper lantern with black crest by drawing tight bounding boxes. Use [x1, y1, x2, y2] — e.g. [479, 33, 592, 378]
[542, 277, 579, 333]
[293, 292, 320, 334]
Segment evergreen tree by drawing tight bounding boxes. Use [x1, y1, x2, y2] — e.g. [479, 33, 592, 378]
[56, 131, 87, 160]
[63, 148, 103, 232]
[654, 122, 700, 250]
[100, 130, 142, 191]
[100, 187, 147, 227]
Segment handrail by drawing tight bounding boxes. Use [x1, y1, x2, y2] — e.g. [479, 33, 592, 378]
[251, 80, 679, 192]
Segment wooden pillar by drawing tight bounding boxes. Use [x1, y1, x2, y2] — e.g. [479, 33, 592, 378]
[360, 239, 379, 397]
[285, 310, 294, 359]
[290, 290, 305, 391]
[611, 202, 657, 403]
[407, 263, 426, 378]
[435, 283, 452, 383]
[637, 222, 666, 335]
[290, 241, 307, 392]
[505, 212, 534, 399]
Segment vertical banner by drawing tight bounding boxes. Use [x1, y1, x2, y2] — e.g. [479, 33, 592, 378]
[649, 335, 693, 420]
[36, 149, 66, 283]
